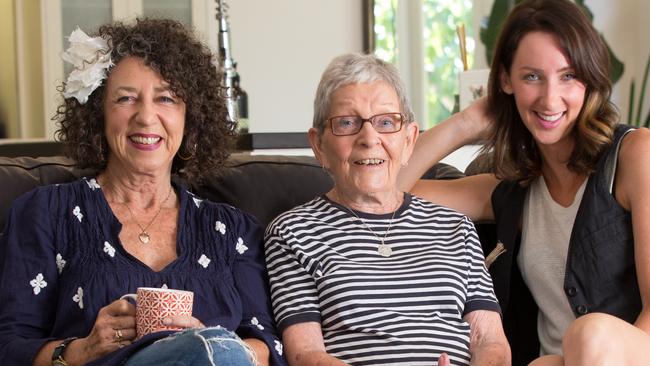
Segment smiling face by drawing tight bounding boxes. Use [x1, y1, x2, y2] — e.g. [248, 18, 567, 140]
[103, 57, 186, 178]
[501, 31, 586, 155]
[309, 81, 418, 203]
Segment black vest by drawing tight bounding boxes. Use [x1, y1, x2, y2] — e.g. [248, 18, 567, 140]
[487, 124, 639, 365]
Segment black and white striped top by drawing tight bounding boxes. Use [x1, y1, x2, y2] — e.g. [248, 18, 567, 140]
[264, 194, 500, 365]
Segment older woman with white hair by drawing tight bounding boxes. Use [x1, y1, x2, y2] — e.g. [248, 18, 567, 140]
[264, 53, 510, 366]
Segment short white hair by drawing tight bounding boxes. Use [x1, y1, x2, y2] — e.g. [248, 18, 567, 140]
[312, 53, 414, 133]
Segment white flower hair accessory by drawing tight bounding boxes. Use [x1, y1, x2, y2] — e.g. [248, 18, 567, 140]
[61, 27, 113, 104]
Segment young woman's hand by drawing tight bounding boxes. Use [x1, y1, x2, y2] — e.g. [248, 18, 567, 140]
[459, 97, 493, 143]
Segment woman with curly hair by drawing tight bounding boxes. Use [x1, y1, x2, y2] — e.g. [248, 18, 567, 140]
[399, 0, 650, 365]
[0, 18, 285, 366]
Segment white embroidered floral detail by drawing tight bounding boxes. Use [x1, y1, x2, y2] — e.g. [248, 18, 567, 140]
[30, 273, 47, 295]
[192, 196, 203, 208]
[235, 237, 248, 255]
[103, 241, 115, 258]
[250, 317, 264, 330]
[215, 221, 226, 235]
[73, 287, 84, 309]
[73, 206, 83, 222]
[274, 340, 283, 355]
[61, 28, 112, 104]
[85, 178, 101, 190]
[198, 254, 211, 268]
[56, 253, 66, 274]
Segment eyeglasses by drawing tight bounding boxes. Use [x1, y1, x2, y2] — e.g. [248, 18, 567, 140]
[326, 113, 405, 136]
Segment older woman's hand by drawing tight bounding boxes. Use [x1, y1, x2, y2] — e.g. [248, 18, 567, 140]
[161, 315, 205, 329]
[32, 299, 136, 366]
[75, 299, 137, 360]
[437, 352, 451, 366]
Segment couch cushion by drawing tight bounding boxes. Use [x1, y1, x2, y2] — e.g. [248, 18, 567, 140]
[0, 156, 93, 230]
[194, 154, 333, 228]
[195, 155, 466, 227]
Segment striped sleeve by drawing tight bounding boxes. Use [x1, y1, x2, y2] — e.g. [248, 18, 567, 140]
[461, 218, 501, 315]
[264, 213, 321, 333]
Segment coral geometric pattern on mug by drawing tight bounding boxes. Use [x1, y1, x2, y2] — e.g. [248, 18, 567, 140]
[136, 289, 193, 337]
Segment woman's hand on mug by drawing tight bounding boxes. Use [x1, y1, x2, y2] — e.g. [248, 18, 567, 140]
[162, 314, 205, 329]
[76, 299, 137, 360]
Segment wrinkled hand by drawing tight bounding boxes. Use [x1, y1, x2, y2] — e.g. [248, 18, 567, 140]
[78, 299, 136, 360]
[437, 352, 452, 366]
[162, 315, 205, 329]
[460, 97, 493, 142]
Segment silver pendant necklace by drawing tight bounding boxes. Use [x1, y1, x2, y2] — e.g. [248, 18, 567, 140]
[121, 186, 173, 244]
[344, 205, 398, 257]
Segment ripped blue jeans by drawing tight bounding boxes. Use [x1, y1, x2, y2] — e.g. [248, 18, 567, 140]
[124, 326, 256, 366]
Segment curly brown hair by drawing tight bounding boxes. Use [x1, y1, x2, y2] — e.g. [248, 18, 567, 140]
[54, 18, 235, 183]
[484, 0, 618, 184]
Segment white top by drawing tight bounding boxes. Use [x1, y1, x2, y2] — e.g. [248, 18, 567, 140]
[265, 194, 500, 366]
[519, 175, 587, 356]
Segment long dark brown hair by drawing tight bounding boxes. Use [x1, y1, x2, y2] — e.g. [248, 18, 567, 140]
[484, 0, 618, 183]
[55, 18, 235, 183]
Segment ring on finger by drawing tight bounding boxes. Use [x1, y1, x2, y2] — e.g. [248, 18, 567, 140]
[115, 329, 124, 342]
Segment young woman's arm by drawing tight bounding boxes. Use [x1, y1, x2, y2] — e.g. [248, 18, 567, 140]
[615, 127, 650, 332]
[399, 98, 499, 222]
[411, 174, 499, 222]
[398, 98, 491, 192]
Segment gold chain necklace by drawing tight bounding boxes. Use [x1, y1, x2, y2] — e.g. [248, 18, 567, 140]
[121, 186, 173, 244]
[344, 205, 399, 257]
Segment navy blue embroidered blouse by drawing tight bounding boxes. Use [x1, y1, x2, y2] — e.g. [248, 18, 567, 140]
[0, 178, 286, 365]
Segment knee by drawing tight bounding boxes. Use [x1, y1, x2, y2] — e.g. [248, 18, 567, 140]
[562, 313, 615, 361]
[528, 355, 564, 366]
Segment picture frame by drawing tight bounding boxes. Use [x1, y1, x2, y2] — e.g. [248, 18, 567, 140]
[459, 69, 490, 110]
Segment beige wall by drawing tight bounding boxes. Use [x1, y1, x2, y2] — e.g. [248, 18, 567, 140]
[1, 0, 362, 138]
[1, 1, 647, 139]
[230, 0, 364, 133]
[20, 0, 45, 138]
[0, 0, 45, 139]
[0, 0, 18, 138]
[589, 0, 650, 124]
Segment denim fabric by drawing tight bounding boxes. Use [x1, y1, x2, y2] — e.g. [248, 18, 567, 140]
[124, 327, 256, 366]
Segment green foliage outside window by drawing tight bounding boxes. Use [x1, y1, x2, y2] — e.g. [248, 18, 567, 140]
[374, 0, 474, 128]
[373, 0, 398, 65]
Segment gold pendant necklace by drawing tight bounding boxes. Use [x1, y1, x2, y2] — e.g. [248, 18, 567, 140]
[121, 186, 173, 244]
[344, 205, 398, 257]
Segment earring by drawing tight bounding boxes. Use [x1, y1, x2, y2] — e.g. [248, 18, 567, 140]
[178, 142, 197, 161]
[321, 164, 331, 174]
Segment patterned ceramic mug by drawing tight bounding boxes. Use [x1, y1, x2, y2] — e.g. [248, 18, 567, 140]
[121, 287, 194, 338]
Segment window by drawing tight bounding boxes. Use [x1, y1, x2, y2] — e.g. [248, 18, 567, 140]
[371, 0, 476, 128]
